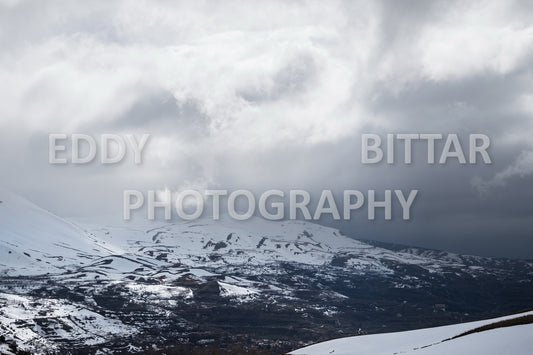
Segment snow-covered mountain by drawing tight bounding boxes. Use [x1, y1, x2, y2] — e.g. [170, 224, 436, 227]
[292, 309, 533, 355]
[76, 217, 458, 277]
[0, 190, 532, 354]
[0, 189, 113, 276]
[1, 189, 529, 280]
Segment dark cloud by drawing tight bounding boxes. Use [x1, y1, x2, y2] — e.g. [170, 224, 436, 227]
[1, 0, 532, 258]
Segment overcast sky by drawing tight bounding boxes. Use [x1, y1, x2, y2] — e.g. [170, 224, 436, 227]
[1, 0, 533, 258]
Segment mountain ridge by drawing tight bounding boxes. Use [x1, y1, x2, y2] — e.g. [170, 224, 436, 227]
[1, 190, 532, 354]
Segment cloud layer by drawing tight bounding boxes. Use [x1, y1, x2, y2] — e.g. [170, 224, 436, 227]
[1, 0, 532, 258]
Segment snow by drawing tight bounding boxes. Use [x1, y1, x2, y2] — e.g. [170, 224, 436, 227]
[3, 189, 531, 354]
[72, 214, 468, 278]
[412, 324, 533, 355]
[0, 343, 16, 355]
[0, 189, 497, 281]
[0, 292, 136, 353]
[291, 310, 533, 355]
[125, 283, 193, 299]
[0, 189, 109, 275]
[218, 281, 258, 298]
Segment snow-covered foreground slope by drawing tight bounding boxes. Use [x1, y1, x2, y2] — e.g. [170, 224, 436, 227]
[291, 310, 533, 355]
[0, 189, 116, 275]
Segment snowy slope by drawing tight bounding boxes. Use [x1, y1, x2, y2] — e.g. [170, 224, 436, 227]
[1, 189, 530, 291]
[1, 190, 532, 354]
[77, 215, 508, 279]
[82, 217, 429, 269]
[0, 188, 521, 279]
[0, 292, 136, 352]
[291, 310, 533, 355]
[0, 189, 113, 275]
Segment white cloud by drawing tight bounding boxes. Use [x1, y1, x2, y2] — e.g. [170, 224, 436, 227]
[1, 0, 532, 243]
[373, 1, 533, 86]
[0, 1, 375, 159]
[419, 24, 533, 81]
